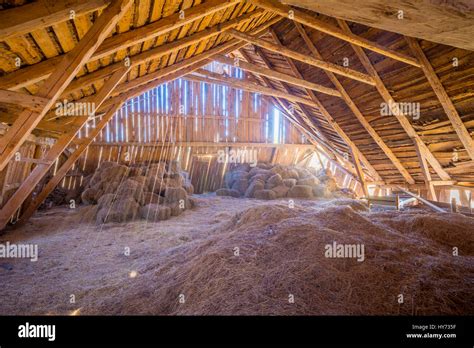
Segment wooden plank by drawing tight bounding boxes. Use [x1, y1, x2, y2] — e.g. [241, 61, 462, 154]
[0, 0, 134, 172]
[337, 20, 451, 182]
[227, 28, 376, 85]
[295, 22, 415, 185]
[0, 0, 110, 40]
[396, 186, 446, 213]
[0, 89, 50, 113]
[246, 0, 421, 67]
[281, 0, 474, 51]
[413, 137, 437, 200]
[214, 54, 342, 97]
[406, 37, 474, 161]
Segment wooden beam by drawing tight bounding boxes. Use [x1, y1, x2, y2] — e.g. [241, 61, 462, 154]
[0, 6, 262, 91]
[0, 89, 50, 113]
[0, 0, 133, 172]
[413, 137, 437, 200]
[396, 186, 446, 213]
[0, 116, 88, 229]
[0, 0, 110, 40]
[238, 47, 358, 178]
[227, 29, 376, 85]
[2, 67, 129, 228]
[281, 0, 474, 52]
[214, 54, 341, 97]
[268, 29, 382, 182]
[295, 22, 415, 184]
[337, 20, 451, 181]
[246, 0, 421, 67]
[348, 144, 369, 197]
[406, 37, 474, 161]
[18, 48, 215, 223]
[186, 69, 320, 108]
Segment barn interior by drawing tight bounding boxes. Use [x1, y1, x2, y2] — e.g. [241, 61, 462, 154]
[0, 0, 473, 315]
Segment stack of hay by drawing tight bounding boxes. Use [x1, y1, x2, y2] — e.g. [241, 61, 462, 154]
[216, 163, 352, 200]
[81, 161, 195, 224]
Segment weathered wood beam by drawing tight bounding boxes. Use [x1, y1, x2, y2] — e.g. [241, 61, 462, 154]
[281, 0, 474, 52]
[186, 69, 319, 108]
[0, 0, 110, 40]
[214, 54, 341, 97]
[413, 137, 437, 200]
[295, 22, 415, 184]
[0, 89, 50, 113]
[3, 67, 129, 228]
[238, 47, 356, 177]
[246, 0, 421, 67]
[348, 144, 369, 197]
[227, 28, 375, 85]
[0, 5, 262, 91]
[0, 0, 133, 172]
[406, 37, 474, 161]
[337, 20, 451, 181]
[268, 29, 382, 182]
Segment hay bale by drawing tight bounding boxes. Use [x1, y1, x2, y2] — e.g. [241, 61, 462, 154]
[81, 187, 98, 205]
[244, 180, 264, 198]
[168, 160, 182, 174]
[254, 189, 277, 200]
[249, 167, 270, 177]
[233, 163, 251, 172]
[186, 197, 197, 209]
[283, 178, 297, 188]
[162, 173, 185, 188]
[265, 173, 283, 189]
[97, 193, 116, 210]
[272, 185, 289, 198]
[168, 202, 185, 216]
[96, 197, 139, 224]
[183, 183, 194, 195]
[216, 188, 241, 198]
[295, 167, 311, 179]
[288, 185, 313, 198]
[116, 179, 145, 203]
[164, 187, 187, 204]
[313, 184, 331, 198]
[250, 173, 269, 183]
[281, 168, 299, 179]
[102, 181, 120, 194]
[142, 192, 163, 205]
[140, 204, 171, 221]
[325, 177, 338, 192]
[297, 176, 320, 187]
[231, 178, 248, 195]
[129, 175, 147, 186]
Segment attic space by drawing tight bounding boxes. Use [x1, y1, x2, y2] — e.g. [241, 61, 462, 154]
[0, 0, 473, 316]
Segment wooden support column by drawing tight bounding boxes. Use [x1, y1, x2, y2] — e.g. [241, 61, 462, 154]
[348, 144, 369, 197]
[0, 67, 129, 229]
[406, 37, 474, 161]
[0, 0, 133, 172]
[413, 137, 437, 201]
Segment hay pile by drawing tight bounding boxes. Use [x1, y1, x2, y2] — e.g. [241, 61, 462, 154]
[133, 201, 473, 315]
[81, 160, 195, 224]
[216, 163, 353, 200]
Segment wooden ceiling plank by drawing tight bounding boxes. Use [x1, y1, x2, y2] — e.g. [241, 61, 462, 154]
[268, 29, 382, 182]
[0, 0, 110, 40]
[0, 89, 50, 113]
[295, 22, 415, 184]
[214, 54, 341, 97]
[406, 37, 474, 161]
[246, 0, 421, 67]
[337, 19, 451, 181]
[227, 28, 376, 85]
[0, 0, 134, 172]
